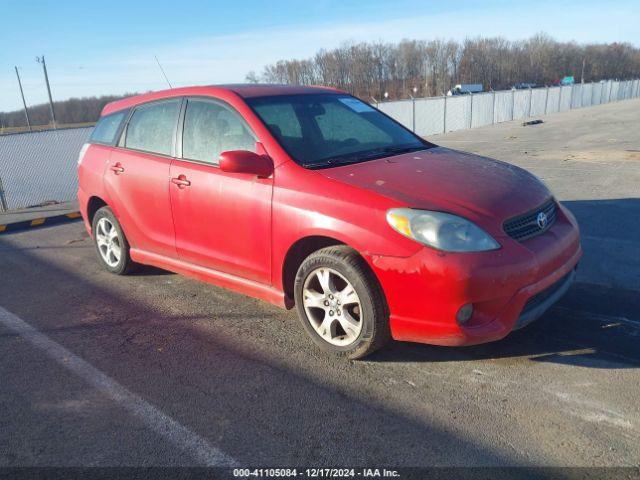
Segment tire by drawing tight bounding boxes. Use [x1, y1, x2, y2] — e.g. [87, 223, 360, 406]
[294, 245, 390, 359]
[91, 206, 136, 275]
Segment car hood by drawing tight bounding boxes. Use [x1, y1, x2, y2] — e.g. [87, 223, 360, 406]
[319, 146, 551, 224]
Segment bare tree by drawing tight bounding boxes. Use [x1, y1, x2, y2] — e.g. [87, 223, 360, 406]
[253, 34, 640, 100]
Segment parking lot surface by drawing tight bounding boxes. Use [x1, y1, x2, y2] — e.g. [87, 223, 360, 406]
[1, 99, 639, 469]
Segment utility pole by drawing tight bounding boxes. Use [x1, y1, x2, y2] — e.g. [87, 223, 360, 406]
[15, 66, 32, 132]
[36, 55, 57, 128]
[581, 57, 586, 84]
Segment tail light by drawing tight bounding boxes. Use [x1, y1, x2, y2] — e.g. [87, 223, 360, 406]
[77, 143, 90, 166]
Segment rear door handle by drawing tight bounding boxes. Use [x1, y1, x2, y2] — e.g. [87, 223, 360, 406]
[171, 175, 191, 188]
[110, 163, 125, 174]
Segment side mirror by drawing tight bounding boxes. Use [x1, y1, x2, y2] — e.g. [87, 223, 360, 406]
[219, 150, 273, 178]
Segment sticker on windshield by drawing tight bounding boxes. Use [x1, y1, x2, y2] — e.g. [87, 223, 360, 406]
[338, 97, 375, 113]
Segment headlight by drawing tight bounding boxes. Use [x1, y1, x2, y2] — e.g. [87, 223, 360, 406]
[386, 208, 500, 252]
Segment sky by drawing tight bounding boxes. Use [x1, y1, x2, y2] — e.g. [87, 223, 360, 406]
[1, 0, 639, 112]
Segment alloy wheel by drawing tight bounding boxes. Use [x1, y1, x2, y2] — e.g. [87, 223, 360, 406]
[95, 217, 122, 268]
[302, 267, 363, 346]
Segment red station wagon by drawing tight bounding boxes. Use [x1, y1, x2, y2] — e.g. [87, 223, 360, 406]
[78, 85, 582, 359]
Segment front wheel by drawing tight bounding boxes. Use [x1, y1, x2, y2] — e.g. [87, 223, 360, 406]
[294, 246, 390, 359]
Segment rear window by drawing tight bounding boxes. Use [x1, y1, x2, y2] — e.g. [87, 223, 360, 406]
[124, 99, 181, 156]
[89, 110, 127, 145]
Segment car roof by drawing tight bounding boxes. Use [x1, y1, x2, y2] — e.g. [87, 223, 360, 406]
[216, 84, 342, 98]
[101, 84, 344, 117]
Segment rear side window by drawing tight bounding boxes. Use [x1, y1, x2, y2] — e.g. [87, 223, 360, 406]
[125, 99, 181, 156]
[182, 99, 256, 165]
[90, 111, 127, 145]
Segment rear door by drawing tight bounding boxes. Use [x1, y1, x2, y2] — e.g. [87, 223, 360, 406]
[103, 98, 181, 258]
[169, 97, 272, 283]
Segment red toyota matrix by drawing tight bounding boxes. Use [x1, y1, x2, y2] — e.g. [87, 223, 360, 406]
[78, 85, 581, 359]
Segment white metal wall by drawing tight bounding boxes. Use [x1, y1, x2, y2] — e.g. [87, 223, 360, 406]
[374, 79, 640, 138]
[414, 97, 445, 136]
[471, 93, 494, 128]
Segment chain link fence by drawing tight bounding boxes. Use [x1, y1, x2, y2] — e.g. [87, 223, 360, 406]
[377, 79, 640, 136]
[0, 79, 639, 212]
[0, 127, 91, 211]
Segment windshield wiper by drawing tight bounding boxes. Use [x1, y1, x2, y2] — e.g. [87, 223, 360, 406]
[303, 158, 340, 169]
[303, 145, 427, 169]
[370, 145, 427, 157]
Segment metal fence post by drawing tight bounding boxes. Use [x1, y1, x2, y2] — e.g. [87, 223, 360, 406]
[0, 176, 8, 212]
[544, 86, 549, 115]
[412, 96, 416, 133]
[443, 95, 447, 133]
[511, 88, 515, 121]
[569, 84, 574, 110]
[492, 90, 496, 124]
[558, 86, 562, 111]
[528, 87, 533, 118]
[469, 93, 473, 129]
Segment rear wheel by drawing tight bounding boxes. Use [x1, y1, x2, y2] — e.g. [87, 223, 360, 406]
[294, 246, 390, 359]
[92, 206, 135, 275]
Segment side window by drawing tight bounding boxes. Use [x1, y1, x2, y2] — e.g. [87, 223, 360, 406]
[124, 99, 181, 156]
[182, 99, 256, 165]
[90, 110, 127, 145]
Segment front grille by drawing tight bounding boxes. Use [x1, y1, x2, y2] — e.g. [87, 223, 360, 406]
[521, 271, 572, 315]
[503, 199, 556, 241]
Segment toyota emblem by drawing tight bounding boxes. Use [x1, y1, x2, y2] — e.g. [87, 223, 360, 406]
[536, 211, 548, 229]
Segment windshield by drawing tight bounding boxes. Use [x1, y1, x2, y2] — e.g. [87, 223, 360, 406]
[246, 94, 433, 168]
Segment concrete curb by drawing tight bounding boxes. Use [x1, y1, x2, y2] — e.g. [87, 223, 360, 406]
[0, 211, 82, 234]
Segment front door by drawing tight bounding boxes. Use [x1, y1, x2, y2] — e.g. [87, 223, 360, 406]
[169, 98, 272, 284]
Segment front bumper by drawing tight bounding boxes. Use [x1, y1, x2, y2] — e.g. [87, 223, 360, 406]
[515, 268, 575, 330]
[367, 204, 582, 346]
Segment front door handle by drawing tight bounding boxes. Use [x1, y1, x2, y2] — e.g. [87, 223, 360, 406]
[110, 163, 125, 174]
[171, 175, 191, 188]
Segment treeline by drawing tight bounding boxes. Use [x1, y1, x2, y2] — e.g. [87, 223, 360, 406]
[248, 33, 640, 100]
[0, 93, 135, 129]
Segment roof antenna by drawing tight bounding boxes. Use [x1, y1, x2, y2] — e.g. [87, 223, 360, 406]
[154, 55, 173, 89]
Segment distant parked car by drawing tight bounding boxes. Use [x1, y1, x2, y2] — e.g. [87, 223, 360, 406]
[447, 84, 483, 95]
[78, 84, 581, 359]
